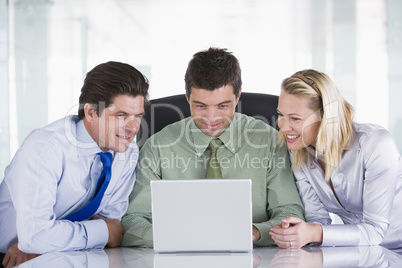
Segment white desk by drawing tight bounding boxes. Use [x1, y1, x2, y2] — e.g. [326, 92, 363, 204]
[15, 246, 402, 267]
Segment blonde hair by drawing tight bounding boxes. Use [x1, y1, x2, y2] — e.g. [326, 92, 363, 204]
[280, 69, 355, 182]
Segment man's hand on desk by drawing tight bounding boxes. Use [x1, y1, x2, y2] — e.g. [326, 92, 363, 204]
[252, 226, 261, 243]
[92, 215, 123, 248]
[2, 243, 40, 268]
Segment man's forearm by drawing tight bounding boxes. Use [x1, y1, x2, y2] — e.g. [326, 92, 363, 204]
[121, 213, 154, 247]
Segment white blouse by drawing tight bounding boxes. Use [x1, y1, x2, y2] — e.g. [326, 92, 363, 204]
[292, 122, 402, 249]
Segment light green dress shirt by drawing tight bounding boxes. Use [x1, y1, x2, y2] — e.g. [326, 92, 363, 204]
[121, 113, 304, 247]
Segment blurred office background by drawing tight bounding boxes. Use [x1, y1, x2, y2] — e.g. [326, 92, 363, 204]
[0, 0, 401, 181]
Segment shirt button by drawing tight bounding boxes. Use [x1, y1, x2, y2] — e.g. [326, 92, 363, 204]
[231, 148, 235, 152]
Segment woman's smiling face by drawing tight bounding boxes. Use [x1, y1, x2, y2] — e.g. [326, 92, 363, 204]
[277, 91, 321, 151]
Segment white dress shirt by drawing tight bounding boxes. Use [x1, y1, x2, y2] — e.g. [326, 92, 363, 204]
[0, 115, 138, 254]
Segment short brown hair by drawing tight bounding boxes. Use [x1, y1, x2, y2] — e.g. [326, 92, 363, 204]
[78, 61, 149, 119]
[184, 47, 242, 97]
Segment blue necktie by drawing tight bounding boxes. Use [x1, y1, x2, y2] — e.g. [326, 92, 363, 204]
[64, 152, 112, 221]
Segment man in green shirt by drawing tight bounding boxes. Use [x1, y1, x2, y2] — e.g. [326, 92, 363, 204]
[121, 47, 304, 247]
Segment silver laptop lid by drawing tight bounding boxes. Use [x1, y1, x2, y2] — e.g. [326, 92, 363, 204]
[151, 179, 253, 253]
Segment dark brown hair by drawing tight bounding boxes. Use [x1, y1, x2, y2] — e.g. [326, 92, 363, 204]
[78, 61, 149, 119]
[184, 47, 242, 97]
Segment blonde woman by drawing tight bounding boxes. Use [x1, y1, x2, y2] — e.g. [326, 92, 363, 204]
[270, 69, 402, 249]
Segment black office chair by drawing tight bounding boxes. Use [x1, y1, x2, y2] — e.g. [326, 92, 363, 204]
[136, 92, 279, 148]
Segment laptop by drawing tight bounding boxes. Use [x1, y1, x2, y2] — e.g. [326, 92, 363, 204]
[150, 179, 253, 253]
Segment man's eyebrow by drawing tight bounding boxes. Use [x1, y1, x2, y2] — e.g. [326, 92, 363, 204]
[192, 100, 206, 105]
[113, 110, 145, 116]
[113, 110, 129, 115]
[192, 100, 232, 105]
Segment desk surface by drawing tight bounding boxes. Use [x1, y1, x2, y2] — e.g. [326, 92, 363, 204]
[15, 246, 402, 268]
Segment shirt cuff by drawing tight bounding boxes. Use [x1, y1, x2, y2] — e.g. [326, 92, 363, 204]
[253, 223, 275, 247]
[321, 224, 359, 246]
[82, 219, 108, 249]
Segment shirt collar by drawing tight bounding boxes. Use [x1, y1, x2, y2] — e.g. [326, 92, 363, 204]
[303, 130, 360, 170]
[191, 113, 240, 156]
[342, 124, 361, 151]
[75, 119, 105, 157]
[344, 139, 360, 151]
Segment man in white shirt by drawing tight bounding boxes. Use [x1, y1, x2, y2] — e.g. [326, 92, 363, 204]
[0, 61, 149, 268]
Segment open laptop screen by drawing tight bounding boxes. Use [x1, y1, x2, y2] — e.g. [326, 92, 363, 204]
[151, 179, 253, 253]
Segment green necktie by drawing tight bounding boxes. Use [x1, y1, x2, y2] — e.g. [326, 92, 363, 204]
[206, 139, 223, 179]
